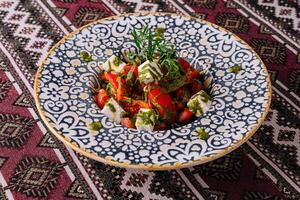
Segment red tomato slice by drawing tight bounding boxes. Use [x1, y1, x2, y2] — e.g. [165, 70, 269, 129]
[178, 108, 194, 124]
[156, 93, 172, 105]
[177, 57, 191, 72]
[133, 65, 138, 77]
[121, 118, 135, 128]
[192, 80, 202, 93]
[176, 87, 185, 99]
[121, 64, 132, 75]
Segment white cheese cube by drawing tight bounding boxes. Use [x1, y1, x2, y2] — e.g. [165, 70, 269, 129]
[135, 108, 158, 131]
[138, 61, 163, 84]
[187, 90, 212, 117]
[101, 98, 126, 123]
[100, 55, 126, 73]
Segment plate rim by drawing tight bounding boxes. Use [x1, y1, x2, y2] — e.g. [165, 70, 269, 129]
[34, 12, 272, 170]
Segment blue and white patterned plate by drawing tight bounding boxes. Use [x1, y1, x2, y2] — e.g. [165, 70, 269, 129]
[34, 13, 271, 170]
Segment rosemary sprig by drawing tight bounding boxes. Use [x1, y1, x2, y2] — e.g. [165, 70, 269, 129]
[130, 26, 183, 79]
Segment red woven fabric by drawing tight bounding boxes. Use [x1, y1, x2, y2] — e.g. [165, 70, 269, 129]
[0, 0, 299, 199]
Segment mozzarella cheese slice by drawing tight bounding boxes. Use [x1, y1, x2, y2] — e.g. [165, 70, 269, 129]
[187, 90, 212, 117]
[101, 98, 126, 123]
[135, 108, 158, 131]
[100, 55, 126, 73]
[138, 60, 163, 84]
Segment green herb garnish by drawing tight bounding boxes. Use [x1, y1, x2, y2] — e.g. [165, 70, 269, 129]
[229, 65, 242, 73]
[125, 65, 136, 84]
[130, 26, 183, 79]
[137, 110, 157, 125]
[120, 98, 132, 104]
[126, 51, 140, 64]
[188, 100, 203, 115]
[89, 121, 102, 131]
[107, 103, 116, 112]
[80, 51, 93, 62]
[195, 128, 210, 140]
[113, 57, 122, 66]
[121, 111, 128, 117]
[106, 83, 112, 95]
[200, 91, 212, 103]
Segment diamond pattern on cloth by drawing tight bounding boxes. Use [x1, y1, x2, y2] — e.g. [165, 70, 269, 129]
[215, 12, 249, 33]
[0, 80, 11, 102]
[6, 156, 64, 197]
[0, 0, 53, 61]
[0, 114, 35, 148]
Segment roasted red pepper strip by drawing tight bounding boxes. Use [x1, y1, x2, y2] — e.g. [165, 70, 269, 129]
[95, 89, 109, 109]
[104, 72, 118, 89]
[177, 57, 200, 80]
[122, 64, 138, 78]
[116, 77, 124, 101]
[120, 97, 150, 116]
[104, 72, 127, 101]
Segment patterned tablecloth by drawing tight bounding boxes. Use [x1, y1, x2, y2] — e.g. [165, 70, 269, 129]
[0, 0, 299, 199]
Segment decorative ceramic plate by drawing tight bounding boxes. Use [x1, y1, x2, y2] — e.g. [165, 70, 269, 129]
[34, 13, 271, 170]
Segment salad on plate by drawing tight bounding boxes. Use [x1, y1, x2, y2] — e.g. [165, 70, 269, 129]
[94, 27, 212, 131]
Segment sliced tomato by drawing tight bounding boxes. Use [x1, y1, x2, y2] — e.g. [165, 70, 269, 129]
[133, 64, 138, 77]
[121, 64, 132, 75]
[177, 57, 191, 72]
[187, 70, 200, 80]
[176, 87, 185, 99]
[175, 101, 185, 111]
[95, 89, 109, 109]
[148, 88, 161, 99]
[155, 122, 167, 131]
[192, 80, 202, 93]
[121, 118, 135, 128]
[178, 108, 194, 124]
[147, 84, 177, 122]
[104, 72, 128, 101]
[156, 93, 173, 106]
